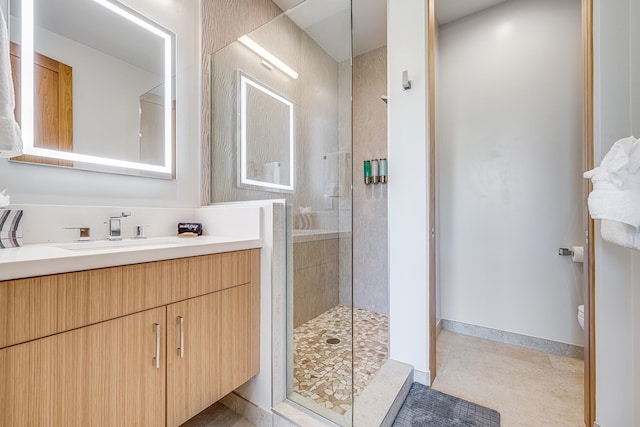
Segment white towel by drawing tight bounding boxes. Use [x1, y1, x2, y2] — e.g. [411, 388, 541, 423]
[0, 8, 22, 158]
[600, 220, 640, 250]
[584, 136, 640, 228]
[324, 152, 350, 198]
[325, 152, 340, 197]
[263, 161, 281, 185]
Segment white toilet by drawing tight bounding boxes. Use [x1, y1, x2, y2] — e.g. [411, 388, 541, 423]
[578, 305, 585, 330]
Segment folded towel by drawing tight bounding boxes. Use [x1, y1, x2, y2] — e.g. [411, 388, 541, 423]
[584, 136, 640, 228]
[0, 8, 23, 158]
[600, 220, 640, 250]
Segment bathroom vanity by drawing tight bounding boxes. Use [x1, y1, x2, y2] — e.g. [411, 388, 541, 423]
[0, 241, 260, 426]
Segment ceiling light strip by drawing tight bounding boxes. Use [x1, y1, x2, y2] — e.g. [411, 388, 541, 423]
[237, 36, 299, 79]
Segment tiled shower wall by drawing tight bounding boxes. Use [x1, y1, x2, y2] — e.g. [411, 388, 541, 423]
[352, 46, 389, 315]
[293, 237, 340, 327]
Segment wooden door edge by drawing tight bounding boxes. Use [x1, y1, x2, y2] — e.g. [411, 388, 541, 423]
[427, 0, 437, 385]
[582, 0, 596, 425]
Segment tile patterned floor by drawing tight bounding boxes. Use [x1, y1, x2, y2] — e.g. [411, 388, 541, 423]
[293, 305, 388, 416]
[433, 330, 584, 427]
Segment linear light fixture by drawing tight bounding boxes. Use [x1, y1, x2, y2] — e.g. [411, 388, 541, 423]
[237, 35, 299, 80]
[19, 0, 174, 174]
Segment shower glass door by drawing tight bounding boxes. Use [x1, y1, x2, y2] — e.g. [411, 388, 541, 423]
[208, 0, 353, 422]
[279, 1, 353, 425]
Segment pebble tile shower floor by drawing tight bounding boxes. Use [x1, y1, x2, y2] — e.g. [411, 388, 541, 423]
[293, 305, 388, 416]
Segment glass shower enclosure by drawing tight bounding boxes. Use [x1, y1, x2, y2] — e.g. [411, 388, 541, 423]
[209, 0, 354, 425]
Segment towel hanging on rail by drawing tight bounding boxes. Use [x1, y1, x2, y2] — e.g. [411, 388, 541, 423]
[584, 136, 640, 250]
[0, 7, 23, 158]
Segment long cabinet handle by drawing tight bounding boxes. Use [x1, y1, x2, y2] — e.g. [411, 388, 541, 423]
[153, 323, 161, 369]
[177, 316, 185, 358]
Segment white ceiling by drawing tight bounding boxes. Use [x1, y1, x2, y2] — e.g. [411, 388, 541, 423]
[352, 0, 387, 57]
[281, 0, 351, 62]
[273, 0, 509, 61]
[435, 0, 508, 25]
[272, 0, 387, 60]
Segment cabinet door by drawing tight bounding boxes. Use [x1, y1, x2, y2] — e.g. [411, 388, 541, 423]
[0, 307, 166, 427]
[166, 285, 253, 427]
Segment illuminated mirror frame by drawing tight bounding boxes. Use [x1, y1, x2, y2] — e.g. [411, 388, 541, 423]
[19, 0, 174, 175]
[239, 73, 295, 192]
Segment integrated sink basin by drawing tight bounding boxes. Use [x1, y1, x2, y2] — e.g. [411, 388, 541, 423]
[56, 237, 187, 251]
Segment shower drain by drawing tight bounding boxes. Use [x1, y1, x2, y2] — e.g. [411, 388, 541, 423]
[326, 338, 340, 345]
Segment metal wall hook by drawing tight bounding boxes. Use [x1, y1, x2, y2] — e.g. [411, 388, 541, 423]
[402, 70, 412, 90]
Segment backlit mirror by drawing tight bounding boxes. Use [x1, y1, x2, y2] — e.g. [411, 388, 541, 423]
[238, 73, 295, 192]
[8, 0, 175, 177]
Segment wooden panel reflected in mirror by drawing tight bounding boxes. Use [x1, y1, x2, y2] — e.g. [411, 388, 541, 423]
[10, 41, 73, 167]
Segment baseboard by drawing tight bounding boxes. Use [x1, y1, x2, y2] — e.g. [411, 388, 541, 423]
[436, 318, 442, 337]
[220, 392, 272, 427]
[413, 369, 430, 385]
[441, 319, 584, 359]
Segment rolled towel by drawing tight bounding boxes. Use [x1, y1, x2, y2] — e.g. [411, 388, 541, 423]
[0, 8, 23, 157]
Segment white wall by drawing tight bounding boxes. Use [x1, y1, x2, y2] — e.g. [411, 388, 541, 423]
[387, 0, 430, 383]
[593, 0, 639, 425]
[437, 0, 584, 346]
[0, 0, 200, 208]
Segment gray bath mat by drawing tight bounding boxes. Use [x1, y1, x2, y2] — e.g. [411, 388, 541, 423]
[393, 383, 500, 427]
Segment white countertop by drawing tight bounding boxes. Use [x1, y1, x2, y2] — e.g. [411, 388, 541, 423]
[0, 236, 262, 281]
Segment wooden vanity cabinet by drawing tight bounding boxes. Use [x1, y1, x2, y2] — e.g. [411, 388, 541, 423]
[0, 307, 167, 427]
[167, 284, 252, 426]
[0, 249, 260, 427]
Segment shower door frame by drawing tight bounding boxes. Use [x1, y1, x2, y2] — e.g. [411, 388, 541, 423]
[426, 1, 596, 426]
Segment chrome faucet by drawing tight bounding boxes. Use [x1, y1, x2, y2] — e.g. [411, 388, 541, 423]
[107, 212, 132, 240]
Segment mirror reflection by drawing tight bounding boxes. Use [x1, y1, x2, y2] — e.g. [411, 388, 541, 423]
[239, 73, 294, 192]
[8, 0, 175, 176]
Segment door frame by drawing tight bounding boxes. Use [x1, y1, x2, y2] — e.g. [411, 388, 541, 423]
[426, 1, 596, 425]
[581, 1, 595, 425]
